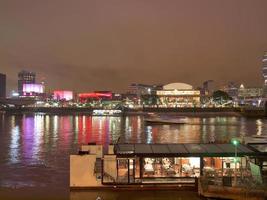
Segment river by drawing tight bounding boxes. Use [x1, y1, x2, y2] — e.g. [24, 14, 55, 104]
[0, 113, 266, 199]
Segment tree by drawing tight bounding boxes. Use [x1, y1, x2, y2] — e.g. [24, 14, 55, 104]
[212, 90, 232, 105]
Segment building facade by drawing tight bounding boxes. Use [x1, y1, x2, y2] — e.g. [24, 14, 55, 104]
[156, 83, 201, 107]
[238, 84, 263, 106]
[53, 90, 73, 101]
[0, 73, 6, 98]
[18, 70, 36, 96]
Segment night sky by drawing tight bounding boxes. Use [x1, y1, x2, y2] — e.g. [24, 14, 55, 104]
[1, 0, 267, 94]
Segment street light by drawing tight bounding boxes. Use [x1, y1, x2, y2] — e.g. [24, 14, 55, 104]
[231, 138, 239, 187]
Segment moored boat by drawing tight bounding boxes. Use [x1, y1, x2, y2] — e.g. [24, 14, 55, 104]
[92, 109, 122, 116]
[144, 115, 187, 125]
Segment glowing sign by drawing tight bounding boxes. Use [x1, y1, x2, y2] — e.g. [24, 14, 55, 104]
[23, 84, 44, 93]
[156, 90, 200, 96]
[78, 92, 112, 99]
[53, 91, 73, 101]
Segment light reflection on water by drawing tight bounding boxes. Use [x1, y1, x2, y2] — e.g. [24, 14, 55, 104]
[0, 113, 266, 198]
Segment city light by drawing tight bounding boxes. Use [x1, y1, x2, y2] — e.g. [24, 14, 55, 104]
[53, 90, 73, 101]
[23, 83, 44, 94]
[231, 139, 239, 146]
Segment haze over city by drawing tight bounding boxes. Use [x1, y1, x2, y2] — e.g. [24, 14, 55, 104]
[1, 0, 267, 93]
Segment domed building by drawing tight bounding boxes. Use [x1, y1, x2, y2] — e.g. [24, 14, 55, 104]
[163, 83, 193, 90]
[156, 82, 201, 107]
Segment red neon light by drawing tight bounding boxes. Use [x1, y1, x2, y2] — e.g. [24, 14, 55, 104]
[78, 93, 112, 98]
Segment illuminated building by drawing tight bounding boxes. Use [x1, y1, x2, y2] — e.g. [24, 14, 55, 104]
[238, 85, 263, 98]
[156, 83, 201, 107]
[238, 84, 263, 106]
[53, 90, 73, 101]
[18, 70, 36, 96]
[223, 82, 239, 99]
[22, 83, 44, 96]
[263, 52, 267, 96]
[0, 73, 6, 98]
[78, 91, 112, 102]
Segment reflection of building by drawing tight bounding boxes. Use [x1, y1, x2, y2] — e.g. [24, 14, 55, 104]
[263, 52, 267, 96]
[18, 70, 36, 96]
[53, 90, 73, 101]
[0, 73, 6, 98]
[156, 83, 201, 107]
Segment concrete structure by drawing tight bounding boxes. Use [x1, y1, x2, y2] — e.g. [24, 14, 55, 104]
[70, 145, 103, 188]
[70, 154, 102, 187]
[0, 73, 6, 98]
[18, 70, 36, 96]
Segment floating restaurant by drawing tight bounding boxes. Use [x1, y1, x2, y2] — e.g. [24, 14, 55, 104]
[70, 142, 267, 189]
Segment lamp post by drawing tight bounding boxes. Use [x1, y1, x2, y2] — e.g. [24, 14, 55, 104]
[231, 139, 239, 187]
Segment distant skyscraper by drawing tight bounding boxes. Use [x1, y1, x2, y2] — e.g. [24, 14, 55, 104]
[0, 73, 6, 98]
[263, 52, 267, 96]
[18, 70, 36, 95]
[263, 52, 267, 84]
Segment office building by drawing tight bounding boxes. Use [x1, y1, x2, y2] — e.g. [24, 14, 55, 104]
[0, 73, 6, 98]
[18, 70, 36, 95]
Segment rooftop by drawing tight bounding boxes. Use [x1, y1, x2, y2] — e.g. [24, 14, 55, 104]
[114, 143, 262, 157]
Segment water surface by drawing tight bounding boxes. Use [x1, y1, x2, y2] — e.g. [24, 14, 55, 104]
[0, 113, 266, 199]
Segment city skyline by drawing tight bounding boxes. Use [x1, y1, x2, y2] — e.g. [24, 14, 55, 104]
[1, 0, 267, 93]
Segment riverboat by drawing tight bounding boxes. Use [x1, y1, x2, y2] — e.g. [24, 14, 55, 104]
[92, 109, 122, 116]
[70, 143, 267, 190]
[144, 114, 187, 125]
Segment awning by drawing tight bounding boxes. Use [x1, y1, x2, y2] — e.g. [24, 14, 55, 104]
[114, 143, 260, 157]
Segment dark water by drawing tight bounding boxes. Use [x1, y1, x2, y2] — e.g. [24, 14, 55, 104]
[0, 113, 266, 199]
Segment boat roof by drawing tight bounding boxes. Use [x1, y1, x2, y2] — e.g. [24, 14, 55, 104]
[114, 143, 263, 157]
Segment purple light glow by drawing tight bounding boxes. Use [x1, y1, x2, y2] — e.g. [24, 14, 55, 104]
[23, 84, 44, 94]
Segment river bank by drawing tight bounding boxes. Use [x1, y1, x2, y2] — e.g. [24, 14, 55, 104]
[0, 107, 243, 116]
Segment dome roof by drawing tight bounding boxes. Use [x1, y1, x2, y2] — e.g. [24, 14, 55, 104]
[163, 83, 193, 90]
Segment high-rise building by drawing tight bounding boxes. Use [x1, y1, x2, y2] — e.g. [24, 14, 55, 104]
[262, 52, 267, 96]
[18, 70, 36, 95]
[0, 73, 6, 98]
